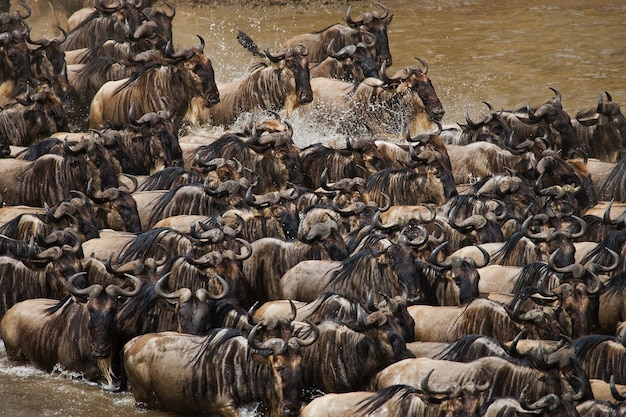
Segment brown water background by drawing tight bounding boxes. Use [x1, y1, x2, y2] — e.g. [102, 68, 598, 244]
[1, 0, 625, 415]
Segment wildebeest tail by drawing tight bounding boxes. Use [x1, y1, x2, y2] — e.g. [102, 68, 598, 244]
[237, 30, 266, 58]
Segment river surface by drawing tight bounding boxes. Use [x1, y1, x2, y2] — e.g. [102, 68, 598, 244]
[2, 0, 625, 415]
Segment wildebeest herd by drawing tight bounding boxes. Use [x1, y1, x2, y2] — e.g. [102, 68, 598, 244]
[1, 0, 626, 416]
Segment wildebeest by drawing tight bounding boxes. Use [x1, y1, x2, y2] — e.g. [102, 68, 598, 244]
[499, 88, 580, 158]
[0, 272, 142, 385]
[26, 26, 74, 117]
[439, 102, 515, 146]
[299, 384, 466, 417]
[299, 138, 396, 190]
[574, 92, 626, 163]
[306, 58, 445, 139]
[0, 136, 120, 207]
[0, 83, 69, 147]
[192, 115, 305, 193]
[89, 37, 219, 130]
[446, 141, 537, 185]
[279, 234, 424, 305]
[309, 39, 380, 83]
[122, 319, 319, 416]
[242, 211, 349, 304]
[294, 313, 414, 393]
[203, 31, 313, 128]
[574, 333, 626, 385]
[283, 2, 393, 66]
[115, 272, 230, 346]
[407, 295, 564, 343]
[374, 346, 590, 404]
[0, 244, 82, 318]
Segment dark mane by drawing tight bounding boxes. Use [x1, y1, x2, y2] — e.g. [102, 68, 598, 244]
[574, 334, 617, 357]
[147, 184, 224, 227]
[191, 327, 245, 366]
[433, 334, 528, 366]
[118, 228, 192, 263]
[356, 385, 421, 416]
[14, 138, 63, 160]
[602, 271, 626, 296]
[138, 167, 201, 191]
[581, 231, 626, 265]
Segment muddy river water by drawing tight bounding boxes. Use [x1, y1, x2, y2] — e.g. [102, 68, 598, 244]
[1, 0, 625, 415]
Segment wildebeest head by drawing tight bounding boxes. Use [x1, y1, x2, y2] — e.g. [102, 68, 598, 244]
[154, 272, 229, 335]
[368, 292, 415, 342]
[523, 88, 579, 158]
[86, 183, 142, 233]
[0, 1, 30, 32]
[164, 35, 220, 107]
[324, 38, 380, 81]
[139, 1, 175, 48]
[381, 58, 445, 123]
[521, 214, 586, 267]
[265, 44, 313, 107]
[63, 136, 119, 191]
[460, 102, 515, 145]
[546, 248, 618, 338]
[16, 83, 69, 142]
[345, 2, 393, 66]
[429, 241, 489, 305]
[66, 271, 142, 360]
[22, 245, 83, 298]
[248, 312, 319, 417]
[356, 310, 414, 366]
[26, 26, 74, 117]
[128, 100, 184, 174]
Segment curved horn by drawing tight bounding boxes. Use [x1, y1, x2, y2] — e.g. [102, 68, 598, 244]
[421, 369, 461, 397]
[549, 86, 562, 103]
[374, 2, 389, 19]
[589, 248, 620, 274]
[66, 272, 102, 298]
[265, 47, 287, 63]
[17, 0, 31, 19]
[429, 241, 451, 270]
[464, 109, 483, 130]
[345, 5, 363, 26]
[154, 272, 191, 303]
[472, 245, 491, 268]
[414, 57, 428, 74]
[248, 322, 287, 355]
[547, 249, 585, 279]
[611, 375, 626, 401]
[207, 273, 229, 299]
[293, 320, 319, 347]
[106, 273, 143, 297]
[162, 0, 175, 19]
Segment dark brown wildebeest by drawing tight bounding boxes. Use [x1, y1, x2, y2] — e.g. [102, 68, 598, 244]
[0, 272, 142, 386]
[0, 136, 120, 207]
[0, 244, 82, 319]
[283, 2, 393, 66]
[307, 58, 445, 139]
[0, 83, 69, 147]
[89, 37, 219, 130]
[293, 313, 413, 393]
[574, 92, 626, 163]
[309, 39, 380, 83]
[204, 32, 313, 128]
[122, 317, 319, 416]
